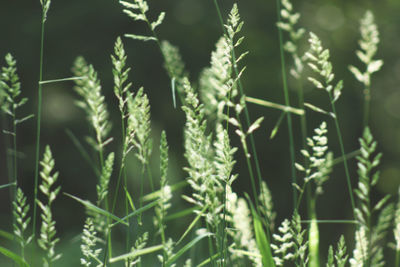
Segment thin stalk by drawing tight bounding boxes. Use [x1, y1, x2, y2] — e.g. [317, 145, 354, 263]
[245, 96, 304, 115]
[138, 164, 146, 223]
[120, 118, 131, 252]
[220, 183, 228, 267]
[105, 195, 112, 260]
[124, 167, 130, 251]
[32, 12, 46, 237]
[211, 3, 252, 263]
[301, 220, 358, 224]
[297, 77, 318, 267]
[11, 105, 18, 259]
[396, 249, 400, 267]
[111, 156, 126, 213]
[140, 17, 185, 105]
[159, 200, 166, 266]
[276, 0, 297, 210]
[295, 180, 309, 211]
[146, 162, 154, 192]
[297, 80, 307, 152]
[219, 94, 233, 267]
[1, 115, 13, 187]
[98, 141, 104, 169]
[38, 76, 85, 84]
[65, 129, 100, 177]
[12, 107, 17, 190]
[234, 111, 259, 207]
[205, 223, 216, 267]
[332, 149, 360, 166]
[328, 93, 356, 214]
[109, 111, 131, 253]
[366, 190, 372, 267]
[363, 85, 371, 128]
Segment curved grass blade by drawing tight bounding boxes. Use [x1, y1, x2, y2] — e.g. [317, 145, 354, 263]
[0, 230, 14, 241]
[39, 76, 85, 85]
[165, 207, 198, 221]
[176, 205, 208, 245]
[65, 129, 100, 177]
[110, 199, 160, 228]
[246, 96, 304, 115]
[197, 252, 220, 267]
[270, 111, 287, 139]
[165, 232, 213, 267]
[0, 246, 30, 267]
[64, 193, 126, 225]
[123, 185, 136, 212]
[0, 182, 16, 190]
[247, 196, 276, 267]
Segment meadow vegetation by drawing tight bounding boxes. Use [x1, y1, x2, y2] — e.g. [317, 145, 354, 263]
[0, 0, 399, 266]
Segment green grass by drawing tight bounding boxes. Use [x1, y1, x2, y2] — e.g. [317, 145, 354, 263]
[0, 0, 399, 266]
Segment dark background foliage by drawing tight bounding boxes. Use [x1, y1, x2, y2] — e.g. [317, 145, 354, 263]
[1, 0, 400, 265]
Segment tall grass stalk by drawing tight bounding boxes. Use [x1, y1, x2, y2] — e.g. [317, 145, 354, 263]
[0, 54, 24, 212]
[110, 36, 133, 251]
[329, 97, 356, 212]
[306, 32, 356, 214]
[276, 0, 298, 210]
[33, 0, 51, 237]
[212, 0, 264, 211]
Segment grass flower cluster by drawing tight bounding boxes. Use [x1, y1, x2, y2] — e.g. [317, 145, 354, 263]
[1, 0, 399, 266]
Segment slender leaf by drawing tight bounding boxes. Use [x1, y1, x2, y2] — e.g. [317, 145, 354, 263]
[0, 182, 16, 190]
[0, 246, 30, 267]
[176, 205, 208, 244]
[110, 199, 160, 228]
[248, 198, 275, 267]
[63, 193, 127, 225]
[165, 232, 213, 266]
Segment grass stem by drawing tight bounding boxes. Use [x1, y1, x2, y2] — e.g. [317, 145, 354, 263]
[212, 0, 263, 208]
[363, 85, 371, 128]
[329, 93, 356, 214]
[276, 0, 298, 210]
[32, 12, 46, 238]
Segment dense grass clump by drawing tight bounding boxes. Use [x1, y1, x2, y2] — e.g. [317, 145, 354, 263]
[1, 0, 400, 266]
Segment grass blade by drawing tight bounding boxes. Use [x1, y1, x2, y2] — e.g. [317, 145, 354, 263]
[176, 205, 208, 245]
[0, 182, 16, 190]
[63, 192, 127, 225]
[166, 232, 213, 267]
[0, 230, 14, 241]
[270, 111, 287, 139]
[123, 185, 136, 212]
[39, 76, 85, 85]
[110, 199, 160, 228]
[65, 129, 100, 177]
[197, 253, 220, 267]
[165, 207, 198, 221]
[247, 198, 275, 267]
[246, 96, 304, 115]
[0, 246, 30, 267]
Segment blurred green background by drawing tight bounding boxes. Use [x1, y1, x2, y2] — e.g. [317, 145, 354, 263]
[1, 0, 400, 265]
